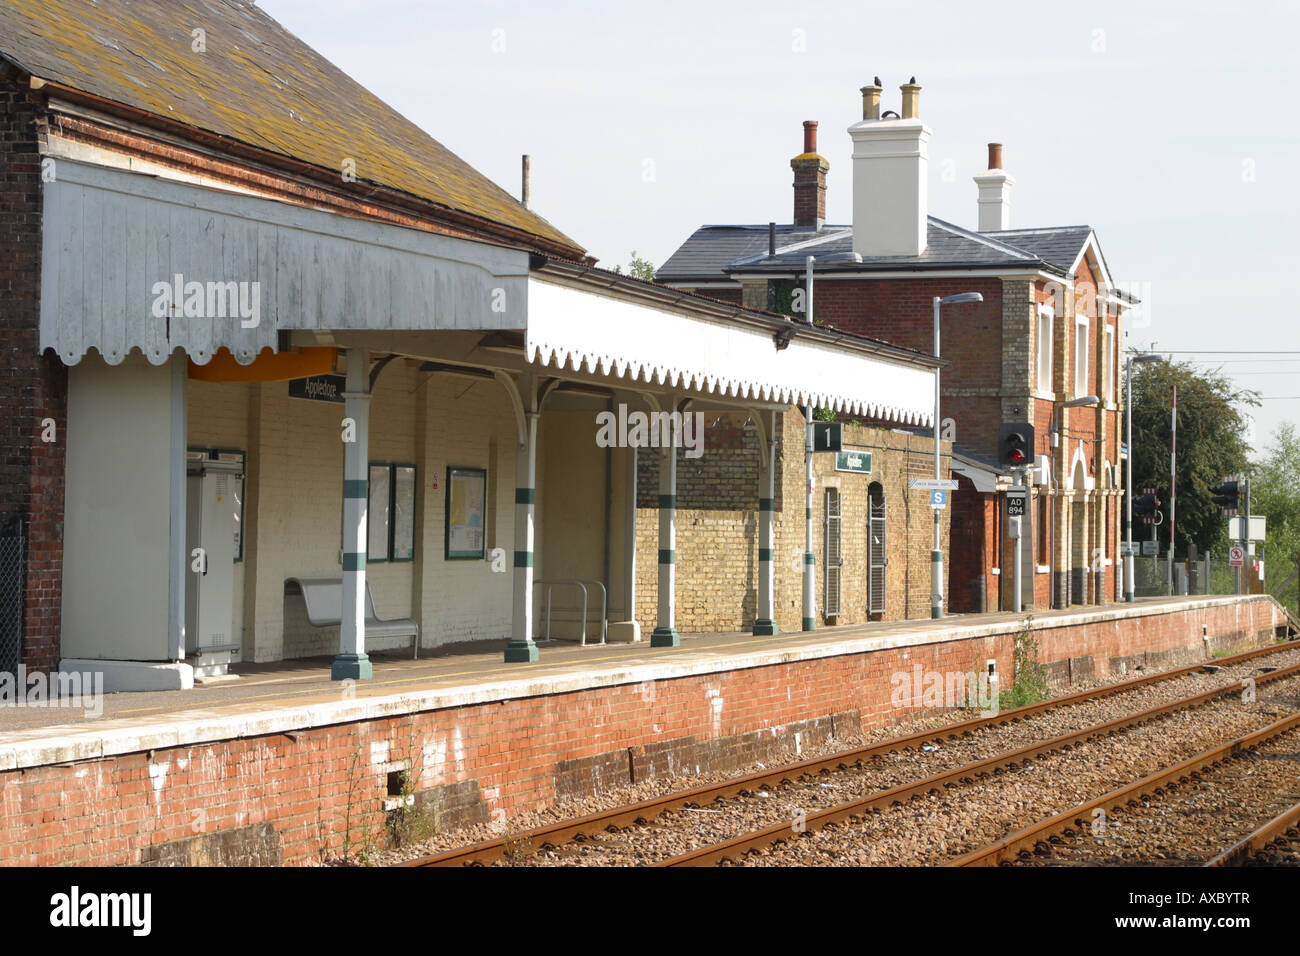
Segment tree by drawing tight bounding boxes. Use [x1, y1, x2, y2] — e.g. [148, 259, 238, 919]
[1249, 422, 1300, 610]
[1129, 360, 1257, 557]
[612, 251, 656, 282]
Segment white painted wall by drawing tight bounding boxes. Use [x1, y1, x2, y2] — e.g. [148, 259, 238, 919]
[62, 353, 175, 660]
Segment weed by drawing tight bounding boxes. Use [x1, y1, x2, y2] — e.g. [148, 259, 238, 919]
[1000, 615, 1048, 710]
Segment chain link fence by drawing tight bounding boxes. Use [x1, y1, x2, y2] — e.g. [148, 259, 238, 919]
[0, 517, 24, 675]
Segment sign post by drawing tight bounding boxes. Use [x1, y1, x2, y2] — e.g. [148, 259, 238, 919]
[1240, 477, 1251, 597]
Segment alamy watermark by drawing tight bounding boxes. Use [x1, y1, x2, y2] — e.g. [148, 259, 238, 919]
[595, 403, 706, 459]
[151, 274, 261, 328]
[0, 665, 104, 718]
[890, 664, 997, 716]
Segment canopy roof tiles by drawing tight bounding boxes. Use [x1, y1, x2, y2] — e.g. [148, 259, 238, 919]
[0, 0, 583, 255]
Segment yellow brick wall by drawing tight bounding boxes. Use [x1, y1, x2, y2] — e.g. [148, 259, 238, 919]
[636, 409, 952, 634]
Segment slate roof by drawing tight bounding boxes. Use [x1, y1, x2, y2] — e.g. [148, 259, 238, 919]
[983, 226, 1094, 274]
[0, 0, 584, 255]
[658, 218, 1093, 284]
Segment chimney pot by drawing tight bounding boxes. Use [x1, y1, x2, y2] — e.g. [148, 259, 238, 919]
[987, 143, 1003, 170]
[860, 81, 883, 121]
[900, 79, 921, 119]
[802, 120, 818, 155]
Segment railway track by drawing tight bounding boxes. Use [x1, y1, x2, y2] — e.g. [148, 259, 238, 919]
[1212, 800, 1300, 866]
[950, 716, 1300, 867]
[659, 660, 1300, 866]
[403, 638, 1299, 867]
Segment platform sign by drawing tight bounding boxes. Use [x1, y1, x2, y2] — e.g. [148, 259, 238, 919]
[1229, 545, 1245, 568]
[910, 479, 959, 491]
[813, 422, 842, 453]
[1006, 492, 1026, 517]
[1141, 540, 1158, 557]
[288, 374, 346, 403]
[1228, 515, 1266, 541]
[930, 489, 948, 509]
[834, 451, 871, 474]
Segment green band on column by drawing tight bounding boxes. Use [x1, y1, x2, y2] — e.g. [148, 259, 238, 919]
[759, 497, 774, 511]
[658, 493, 676, 509]
[514, 551, 534, 567]
[758, 548, 773, 561]
[806, 507, 812, 519]
[343, 479, 367, 499]
[343, 552, 365, 571]
[804, 553, 815, 565]
[515, 487, 535, 504]
[658, 549, 675, 564]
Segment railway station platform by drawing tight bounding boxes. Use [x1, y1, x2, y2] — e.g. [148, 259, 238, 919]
[0, 594, 1291, 865]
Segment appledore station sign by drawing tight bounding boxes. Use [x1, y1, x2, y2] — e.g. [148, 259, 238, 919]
[834, 451, 872, 474]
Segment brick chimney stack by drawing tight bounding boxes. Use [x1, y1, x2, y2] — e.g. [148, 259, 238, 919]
[791, 120, 829, 229]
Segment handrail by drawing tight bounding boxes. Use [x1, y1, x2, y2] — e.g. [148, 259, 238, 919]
[531, 578, 607, 646]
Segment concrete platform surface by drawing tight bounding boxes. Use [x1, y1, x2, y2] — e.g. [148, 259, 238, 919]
[0, 595, 1275, 771]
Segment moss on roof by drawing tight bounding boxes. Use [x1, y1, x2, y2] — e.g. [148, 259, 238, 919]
[0, 0, 584, 254]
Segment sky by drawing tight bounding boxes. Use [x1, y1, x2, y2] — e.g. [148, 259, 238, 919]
[260, 0, 1300, 457]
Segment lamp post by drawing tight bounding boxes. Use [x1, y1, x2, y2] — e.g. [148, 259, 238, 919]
[1050, 394, 1100, 609]
[931, 292, 984, 619]
[803, 257, 816, 630]
[1124, 353, 1164, 602]
[798, 251, 861, 632]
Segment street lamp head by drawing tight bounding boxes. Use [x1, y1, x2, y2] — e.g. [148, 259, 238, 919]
[1065, 395, 1101, 408]
[1131, 353, 1164, 365]
[939, 292, 984, 306]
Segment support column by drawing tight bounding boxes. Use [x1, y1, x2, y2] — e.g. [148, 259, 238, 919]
[333, 348, 372, 680]
[167, 356, 188, 661]
[624, 445, 638, 623]
[754, 422, 778, 636]
[1052, 492, 1070, 608]
[505, 409, 540, 663]
[651, 440, 680, 646]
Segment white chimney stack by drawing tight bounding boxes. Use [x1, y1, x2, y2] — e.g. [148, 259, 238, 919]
[849, 78, 930, 258]
[973, 143, 1015, 232]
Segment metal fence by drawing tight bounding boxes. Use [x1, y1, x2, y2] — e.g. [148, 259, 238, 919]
[1133, 550, 1241, 598]
[0, 518, 24, 675]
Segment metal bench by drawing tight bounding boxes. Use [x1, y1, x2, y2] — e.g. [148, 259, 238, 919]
[285, 577, 420, 659]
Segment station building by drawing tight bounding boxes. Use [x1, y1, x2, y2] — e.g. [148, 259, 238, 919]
[658, 82, 1138, 614]
[0, 0, 949, 690]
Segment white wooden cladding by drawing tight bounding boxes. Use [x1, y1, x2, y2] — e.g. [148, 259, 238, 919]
[526, 279, 935, 425]
[39, 160, 529, 366]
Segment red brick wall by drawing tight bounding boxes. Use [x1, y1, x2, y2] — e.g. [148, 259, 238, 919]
[0, 597, 1283, 865]
[0, 72, 64, 673]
